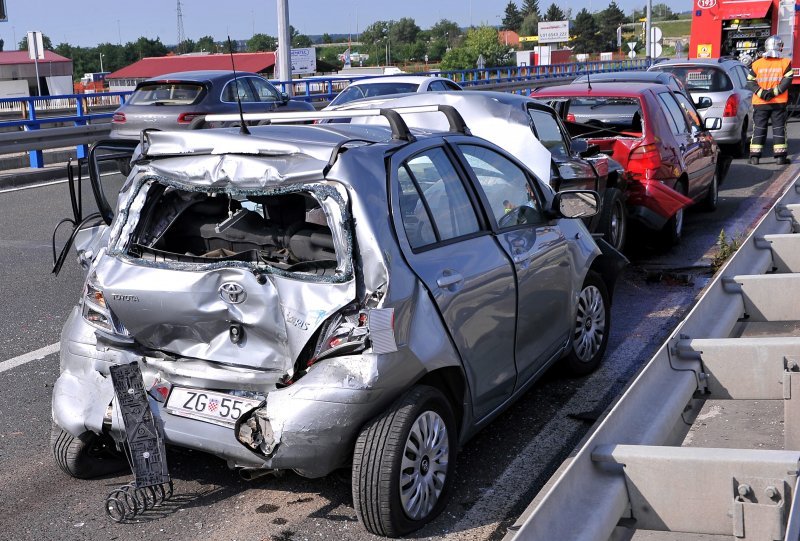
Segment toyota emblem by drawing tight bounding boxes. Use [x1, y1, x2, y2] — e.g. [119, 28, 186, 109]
[219, 282, 247, 304]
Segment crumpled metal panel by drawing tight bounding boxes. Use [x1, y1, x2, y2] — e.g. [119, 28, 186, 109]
[627, 177, 694, 220]
[95, 171, 357, 374]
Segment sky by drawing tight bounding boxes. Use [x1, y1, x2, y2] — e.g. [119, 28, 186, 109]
[1, 0, 688, 49]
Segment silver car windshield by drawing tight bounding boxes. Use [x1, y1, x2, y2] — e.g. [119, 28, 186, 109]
[128, 83, 204, 105]
[330, 82, 420, 106]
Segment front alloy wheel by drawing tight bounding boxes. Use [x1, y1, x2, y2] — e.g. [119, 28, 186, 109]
[563, 271, 611, 376]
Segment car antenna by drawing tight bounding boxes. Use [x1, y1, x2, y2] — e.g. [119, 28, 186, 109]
[587, 69, 592, 91]
[227, 35, 251, 135]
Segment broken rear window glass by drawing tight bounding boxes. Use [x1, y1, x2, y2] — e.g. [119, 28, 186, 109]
[116, 180, 349, 280]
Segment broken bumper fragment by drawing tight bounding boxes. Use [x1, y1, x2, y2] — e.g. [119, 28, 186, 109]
[53, 308, 394, 478]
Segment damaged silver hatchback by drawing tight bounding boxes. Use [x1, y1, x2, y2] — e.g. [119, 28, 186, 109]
[51, 106, 624, 536]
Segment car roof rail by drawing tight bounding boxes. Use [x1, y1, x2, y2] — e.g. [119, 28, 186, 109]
[204, 104, 471, 142]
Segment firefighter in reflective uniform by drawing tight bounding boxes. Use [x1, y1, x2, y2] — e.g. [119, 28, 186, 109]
[746, 35, 793, 165]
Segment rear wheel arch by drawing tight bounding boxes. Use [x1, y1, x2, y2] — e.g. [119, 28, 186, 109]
[415, 367, 467, 435]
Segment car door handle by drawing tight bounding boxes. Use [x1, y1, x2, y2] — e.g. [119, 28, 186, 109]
[437, 273, 464, 288]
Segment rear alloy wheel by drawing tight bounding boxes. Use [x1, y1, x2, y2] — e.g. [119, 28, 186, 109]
[598, 188, 627, 251]
[51, 423, 128, 479]
[701, 168, 719, 212]
[563, 271, 610, 376]
[352, 385, 456, 537]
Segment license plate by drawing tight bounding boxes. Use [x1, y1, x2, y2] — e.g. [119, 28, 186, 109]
[166, 387, 262, 427]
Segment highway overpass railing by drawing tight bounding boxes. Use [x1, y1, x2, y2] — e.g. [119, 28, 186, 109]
[506, 173, 800, 540]
[0, 58, 649, 169]
[0, 91, 129, 168]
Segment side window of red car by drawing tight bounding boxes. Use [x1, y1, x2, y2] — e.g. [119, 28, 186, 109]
[657, 92, 689, 135]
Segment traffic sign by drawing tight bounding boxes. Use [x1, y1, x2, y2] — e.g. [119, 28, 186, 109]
[627, 42, 637, 51]
[651, 43, 663, 58]
[651, 27, 663, 43]
[629, 50, 636, 58]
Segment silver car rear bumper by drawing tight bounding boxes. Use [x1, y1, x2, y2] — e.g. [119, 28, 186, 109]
[52, 307, 395, 478]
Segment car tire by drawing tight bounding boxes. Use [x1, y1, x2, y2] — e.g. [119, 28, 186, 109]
[660, 181, 687, 247]
[352, 385, 456, 537]
[563, 271, 611, 376]
[51, 423, 128, 479]
[701, 168, 719, 212]
[598, 188, 627, 251]
[730, 120, 749, 159]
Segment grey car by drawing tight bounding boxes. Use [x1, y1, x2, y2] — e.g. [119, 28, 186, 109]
[110, 70, 315, 140]
[50, 107, 623, 536]
[649, 58, 753, 156]
[572, 70, 688, 96]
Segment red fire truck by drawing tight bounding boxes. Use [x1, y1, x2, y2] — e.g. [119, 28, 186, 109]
[689, 0, 799, 80]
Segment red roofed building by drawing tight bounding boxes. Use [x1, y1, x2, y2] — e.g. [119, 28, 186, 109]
[107, 52, 276, 91]
[0, 50, 73, 96]
[498, 30, 520, 48]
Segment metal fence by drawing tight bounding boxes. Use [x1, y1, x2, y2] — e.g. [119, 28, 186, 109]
[1, 58, 649, 169]
[506, 174, 800, 540]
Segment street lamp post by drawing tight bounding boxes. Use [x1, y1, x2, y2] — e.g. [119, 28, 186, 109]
[99, 52, 104, 73]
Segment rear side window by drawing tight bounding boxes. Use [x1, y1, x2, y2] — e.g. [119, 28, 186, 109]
[128, 83, 204, 105]
[658, 92, 690, 135]
[397, 148, 480, 249]
[248, 77, 281, 102]
[221, 79, 258, 102]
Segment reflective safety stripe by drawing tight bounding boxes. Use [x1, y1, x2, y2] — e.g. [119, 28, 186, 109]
[774, 144, 788, 150]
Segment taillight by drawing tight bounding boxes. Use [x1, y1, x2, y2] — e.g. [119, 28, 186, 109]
[628, 143, 661, 176]
[112, 112, 126, 123]
[567, 113, 576, 122]
[177, 112, 203, 124]
[723, 94, 739, 117]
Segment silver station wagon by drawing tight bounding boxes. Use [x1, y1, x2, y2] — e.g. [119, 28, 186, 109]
[51, 106, 624, 536]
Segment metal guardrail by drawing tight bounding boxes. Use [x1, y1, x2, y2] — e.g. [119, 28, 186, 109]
[1, 59, 649, 169]
[507, 173, 800, 540]
[0, 91, 129, 168]
[0, 124, 111, 154]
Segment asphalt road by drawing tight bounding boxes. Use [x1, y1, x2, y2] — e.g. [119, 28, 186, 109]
[1, 129, 798, 541]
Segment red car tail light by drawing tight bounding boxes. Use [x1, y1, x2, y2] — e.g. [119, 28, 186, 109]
[723, 94, 739, 117]
[628, 143, 661, 176]
[177, 112, 203, 124]
[111, 112, 126, 123]
[566, 113, 576, 122]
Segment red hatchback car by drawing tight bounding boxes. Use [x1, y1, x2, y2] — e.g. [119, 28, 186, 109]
[532, 82, 723, 245]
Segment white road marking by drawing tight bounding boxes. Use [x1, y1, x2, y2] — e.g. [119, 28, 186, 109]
[0, 343, 59, 373]
[0, 171, 119, 194]
[0, 179, 68, 193]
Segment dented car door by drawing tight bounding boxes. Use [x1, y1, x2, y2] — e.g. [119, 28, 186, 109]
[391, 144, 518, 420]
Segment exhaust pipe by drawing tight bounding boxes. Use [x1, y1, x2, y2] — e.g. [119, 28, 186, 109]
[238, 468, 279, 481]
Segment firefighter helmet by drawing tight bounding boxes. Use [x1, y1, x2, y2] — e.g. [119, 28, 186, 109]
[764, 35, 784, 58]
